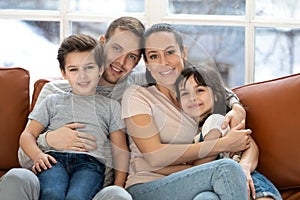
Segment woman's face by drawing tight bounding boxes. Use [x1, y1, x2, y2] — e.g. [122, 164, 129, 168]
[144, 31, 187, 87]
[178, 76, 214, 121]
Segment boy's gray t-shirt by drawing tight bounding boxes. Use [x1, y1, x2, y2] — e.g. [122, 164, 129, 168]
[28, 92, 124, 168]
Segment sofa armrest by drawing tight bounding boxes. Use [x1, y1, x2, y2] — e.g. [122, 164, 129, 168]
[0, 67, 30, 174]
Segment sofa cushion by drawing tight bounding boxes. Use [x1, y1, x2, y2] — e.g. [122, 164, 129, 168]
[233, 73, 300, 190]
[0, 67, 30, 173]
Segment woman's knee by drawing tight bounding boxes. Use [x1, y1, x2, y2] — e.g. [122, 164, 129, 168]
[93, 186, 132, 200]
[193, 191, 220, 200]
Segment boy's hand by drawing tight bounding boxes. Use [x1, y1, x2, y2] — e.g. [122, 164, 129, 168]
[32, 152, 57, 174]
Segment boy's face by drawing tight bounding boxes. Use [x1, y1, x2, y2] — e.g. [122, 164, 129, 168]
[62, 51, 102, 96]
[178, 76, 214, 121]
[101, 28, 141, 86]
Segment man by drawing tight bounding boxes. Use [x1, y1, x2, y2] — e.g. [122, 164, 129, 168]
[1, 16, 145, 200]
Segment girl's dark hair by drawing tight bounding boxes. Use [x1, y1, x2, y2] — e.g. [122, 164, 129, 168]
[175, 65, 227, 116]
[57, 34, 102, 72]
[143, 23, 185, 85]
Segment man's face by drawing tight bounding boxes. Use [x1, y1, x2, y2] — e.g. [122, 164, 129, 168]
[101, 28, 141, 86]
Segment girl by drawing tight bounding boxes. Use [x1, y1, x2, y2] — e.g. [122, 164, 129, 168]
[175, 65, 282, 200]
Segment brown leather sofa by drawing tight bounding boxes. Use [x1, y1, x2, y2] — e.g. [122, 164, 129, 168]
[0, 67, 299, 199]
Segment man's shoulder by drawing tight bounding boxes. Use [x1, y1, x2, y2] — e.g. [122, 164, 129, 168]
[127, 70, 146, 86]
[43, 79, 71, 92]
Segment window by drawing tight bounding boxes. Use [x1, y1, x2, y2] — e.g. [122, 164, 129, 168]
[1, 0, 299, 92]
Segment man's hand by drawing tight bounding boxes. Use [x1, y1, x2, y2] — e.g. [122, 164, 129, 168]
[46, 123, 97, 152]
[240, 162, 256, 200]
[222, 103, 246, 129]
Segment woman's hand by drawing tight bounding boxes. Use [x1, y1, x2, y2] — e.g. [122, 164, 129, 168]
[31, 152, 57, 174]
[46, 123, 97, 152]
[222, 103, 246, 129]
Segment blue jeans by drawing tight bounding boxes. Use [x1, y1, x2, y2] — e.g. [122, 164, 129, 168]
[37, 152, 105, 200]
[127, 159, 248, 200]
[251, 171, 282, 200]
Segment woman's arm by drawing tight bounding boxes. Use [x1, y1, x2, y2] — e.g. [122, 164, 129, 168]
[125, 114, 251, 168]
[110, 129, 130, 187]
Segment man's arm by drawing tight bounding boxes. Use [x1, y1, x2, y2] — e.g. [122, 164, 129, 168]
[223, 88, 246, 129]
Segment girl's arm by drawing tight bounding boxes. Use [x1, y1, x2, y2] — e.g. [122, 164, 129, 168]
[19, 120, 56, 173]
[110, 129, 130, 187]
[125, 114, 251, 168]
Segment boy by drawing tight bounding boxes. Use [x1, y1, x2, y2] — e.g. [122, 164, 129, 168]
[19, 34, 129, 200]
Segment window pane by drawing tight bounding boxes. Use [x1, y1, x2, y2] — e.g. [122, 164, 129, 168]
[71, 21, 108, 39]
[256, 0, 300, 18]
[174, 25, 245, 88]
[255, 27, 300, 82]
[0, 19, 60, 92]
[0, 0, 59, 10]
[69, 0, 144, 13]
[168, 0, 245, 15]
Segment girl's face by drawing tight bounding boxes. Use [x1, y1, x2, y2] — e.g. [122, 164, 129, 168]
[178, 75, 214, 121]
[144, 31, 187, 87]
[62, 51, 102, 96]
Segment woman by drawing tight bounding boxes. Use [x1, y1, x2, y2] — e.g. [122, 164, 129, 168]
[121, 23, 252, 200]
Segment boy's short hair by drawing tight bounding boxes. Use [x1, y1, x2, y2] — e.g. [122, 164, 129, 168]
[57, 34, 102, 72]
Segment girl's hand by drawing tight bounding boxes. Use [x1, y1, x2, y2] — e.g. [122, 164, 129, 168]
[32, 152, 57, 174]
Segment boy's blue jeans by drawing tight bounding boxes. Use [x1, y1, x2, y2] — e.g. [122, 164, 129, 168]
[37, 152, 105, 200]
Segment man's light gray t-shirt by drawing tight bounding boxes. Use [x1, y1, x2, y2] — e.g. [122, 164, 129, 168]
[18, 71, 146, 168]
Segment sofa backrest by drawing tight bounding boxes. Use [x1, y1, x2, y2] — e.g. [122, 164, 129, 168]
[233, 73, 300, 190]
[0, 67, 30, 176]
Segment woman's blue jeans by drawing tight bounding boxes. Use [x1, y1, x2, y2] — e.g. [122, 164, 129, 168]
[37, 152, 105, 200]
[127, 159, 248, 200]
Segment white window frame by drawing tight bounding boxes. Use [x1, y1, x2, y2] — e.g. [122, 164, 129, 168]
[1, 0, 300, 84]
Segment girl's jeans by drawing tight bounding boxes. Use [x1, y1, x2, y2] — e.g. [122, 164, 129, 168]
[127, 159, 248, 200]
[37, 152, 105, 200]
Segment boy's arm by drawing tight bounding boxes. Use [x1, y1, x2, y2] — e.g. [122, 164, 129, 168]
[36, 80, 71, 150]
[19, 120, 57, 173]
[110, 129, 129, 187]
